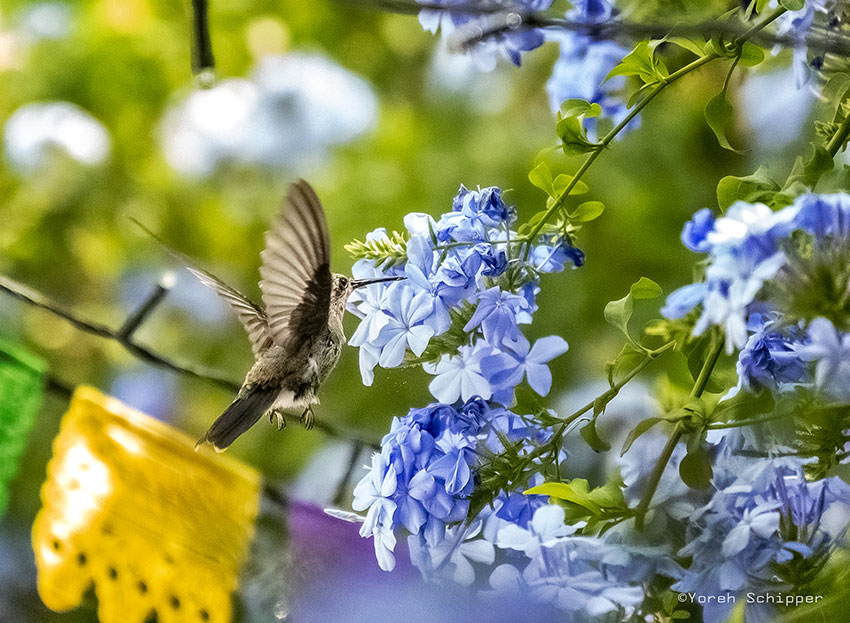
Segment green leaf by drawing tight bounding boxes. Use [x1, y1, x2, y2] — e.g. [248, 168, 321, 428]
[716, 166, 780, 210]
[525, 480, 602, 515]
[528, 161, 556, 196]
[620, 417, 664, 456]
[604, 342, 646, 386]
[559, 98, 601, 118]
[738, 42, 765, 66]
[606, 41, 668, 85]
[553, 173, 590, 196]
[604, 292, 635, 341]
[629, 276, 662, 299]
[580, 420, 612, 453]
[557, 116, 600, 156]
[665, 36, 707, 58]
[780, 0, 805, 10]
[705, 91, 743, 153]
[569, 200, 605, 222]
[679, 444, 713, 489]
[711, 389, 776, 424]
[783, 144, 835, 192]
[525, 477, 627, 520]
[604, 277, 661, 344]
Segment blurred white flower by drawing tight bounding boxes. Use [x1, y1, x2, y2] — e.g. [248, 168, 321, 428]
[740, 66, 813, 151]
[17, 2, 73, 41]
[3, 101, 111, 172]
[160, 52, 379, 177]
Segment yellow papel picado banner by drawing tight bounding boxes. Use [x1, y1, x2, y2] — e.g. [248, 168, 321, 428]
[32, 386, 261, 623]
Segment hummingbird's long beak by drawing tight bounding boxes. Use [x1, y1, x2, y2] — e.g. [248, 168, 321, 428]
[351, 276, 405, 289]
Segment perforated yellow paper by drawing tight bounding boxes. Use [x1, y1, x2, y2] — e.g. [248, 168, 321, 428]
[33, 386, 261, 623]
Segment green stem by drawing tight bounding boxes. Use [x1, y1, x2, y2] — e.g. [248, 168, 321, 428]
[633, 334, 724, 530]
[826, 112, 850, 158]
[525, 341, 675, 465]
[633, 424, 682, 531]
[522, 54, 715, 260]
[690, 331, 724, 399]
[707, 410, 792, 430]
[521, 6, 789, 259]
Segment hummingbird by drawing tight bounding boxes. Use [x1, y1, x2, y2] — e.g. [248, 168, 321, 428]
[141, 180, 402, 451]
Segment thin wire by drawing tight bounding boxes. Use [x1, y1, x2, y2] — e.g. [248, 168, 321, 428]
[0, 272, 380, 449]
[339, 0, 850, 58]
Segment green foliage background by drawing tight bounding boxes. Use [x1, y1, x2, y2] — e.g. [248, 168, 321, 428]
[0, 0, 826, 620]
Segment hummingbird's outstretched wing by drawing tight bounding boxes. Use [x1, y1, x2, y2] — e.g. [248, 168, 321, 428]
[181, 266, 274, 356]
[132, 219, 274, 356]
[259, 180, 332, 351]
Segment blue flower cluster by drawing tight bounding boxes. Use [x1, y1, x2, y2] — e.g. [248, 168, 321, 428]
[546, 0, 634, 139]
[417, 0, 554, 71]
[488, 505, 651, 620]
[414, 0, 634, 134]
[663, 194, 850, 400]
[348, 184, 575, 398]
[672, 449, 850, 623]
[346, 185, 581, 599]
[772, 0, 837, 87]
[351, 397, 550, 573]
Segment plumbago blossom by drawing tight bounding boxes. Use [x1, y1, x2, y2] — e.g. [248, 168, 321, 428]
[654, 192, 850, 620]
[414, 0, 633, 133]
[340, 189, 850, 618]
[770, 0, 842, 87]
[673, 450, 850, 623]
[546, 0, 634, 138]
[663, 193, 850, 371]
[417, 0, 554, 71]
[341, 184, 618, 608]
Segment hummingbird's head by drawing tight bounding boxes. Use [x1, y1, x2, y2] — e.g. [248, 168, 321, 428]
[331, 273, 406, 304]
[329, 272, 405, 333]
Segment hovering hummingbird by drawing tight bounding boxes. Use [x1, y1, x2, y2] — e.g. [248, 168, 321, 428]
[141, 180, 402, 451]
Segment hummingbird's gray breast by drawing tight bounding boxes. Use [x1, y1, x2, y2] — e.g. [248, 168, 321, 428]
[244, 326, 344, 404]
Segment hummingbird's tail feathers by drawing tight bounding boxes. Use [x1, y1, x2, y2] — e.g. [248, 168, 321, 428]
[198, 385, 278, 451]
[131, 218, 274, 356]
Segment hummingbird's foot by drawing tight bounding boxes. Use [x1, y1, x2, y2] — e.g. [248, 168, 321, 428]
[300, 406, 315, 430]
[269, 409, 287, 430]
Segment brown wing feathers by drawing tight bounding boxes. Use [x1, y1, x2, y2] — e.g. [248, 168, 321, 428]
[259, 180, 332, 350]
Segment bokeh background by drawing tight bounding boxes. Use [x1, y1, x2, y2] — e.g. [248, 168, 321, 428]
[0, 0, 824, 620]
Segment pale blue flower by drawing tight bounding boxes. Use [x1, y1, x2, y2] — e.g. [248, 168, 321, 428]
[438, 185, 510, 243]
[544, 0, 636, 141]
[682, 208, 716, 252]
[464, 287, 532, 346]
[722, 505, 781, 557]
[494, 534, 646, 618]
[531, 238, 585, 273]
[425, 344, 494, 404]
[409, 522, 495, 586]
[352, 453, 399, 571]
[661, 283, 706, 319]
[418, 0, 554, 71]
[480, 334, 569, 405]
[372, 283, 436, 368]
[673, 455, 850, 622]
[792, 193, 850, 239]
[496, 505, 582, 556]
[736, 315, 808, 392]
[796, 317, 850, 401]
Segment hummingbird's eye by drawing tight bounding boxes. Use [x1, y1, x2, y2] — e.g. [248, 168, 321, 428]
[339, 277, 349, 288]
